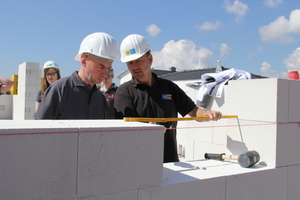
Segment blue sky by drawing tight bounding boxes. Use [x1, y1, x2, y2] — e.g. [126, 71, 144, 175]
[1, 0, 300, 85]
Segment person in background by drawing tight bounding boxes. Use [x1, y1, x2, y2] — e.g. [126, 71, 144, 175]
[114, 34, 222, 163]
[99, 68, 118, 119]
[0, 76, 14, 95]
[34, 32, 119, 119]
[35, 61, 61, 113]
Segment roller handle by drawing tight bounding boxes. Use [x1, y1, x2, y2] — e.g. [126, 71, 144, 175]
[204, 153, 226, 161]
[204, 153, 239, 161]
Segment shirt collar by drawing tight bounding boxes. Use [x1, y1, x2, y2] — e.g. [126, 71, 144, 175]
[72, 71, 97, 90]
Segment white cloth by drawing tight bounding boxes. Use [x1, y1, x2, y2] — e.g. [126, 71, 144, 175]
[197, 68, 251, 102]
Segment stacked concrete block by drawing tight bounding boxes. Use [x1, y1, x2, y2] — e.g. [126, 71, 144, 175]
[288, 80, 300, 121]
[0, 121, 78, 200]
[212, 78, 289, 122]
[180, 78, 300, 169]
[287, 164, 300, 200]
[2, 78, 300, 200]
[13, 62, 40, 120]
[0, 120, 164, 200]
[76, 121, 164, 196]
[140, 160, 275, 200]
[139, 161, 300, 200]
[226, 167, 287, 200]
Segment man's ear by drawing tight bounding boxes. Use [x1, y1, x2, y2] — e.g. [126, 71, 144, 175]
[81, 54, 88, 66]
[148, 54, 153, 65]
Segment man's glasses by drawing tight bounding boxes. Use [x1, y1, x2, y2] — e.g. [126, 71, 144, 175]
[45, 72, 57, 76]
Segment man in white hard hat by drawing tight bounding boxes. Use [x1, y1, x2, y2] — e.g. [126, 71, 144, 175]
[35, 32, 119, 119]
[115, 34, 222, 163]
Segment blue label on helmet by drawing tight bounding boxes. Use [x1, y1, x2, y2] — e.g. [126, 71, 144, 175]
[125, 49, 136, 56]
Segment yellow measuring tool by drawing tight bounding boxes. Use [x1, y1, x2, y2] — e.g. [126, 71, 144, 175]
[123, 115, 238, 123]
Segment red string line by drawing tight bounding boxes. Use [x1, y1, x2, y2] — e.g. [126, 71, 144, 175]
[0, 127, 166, 136]
[0, 120, 299, 136]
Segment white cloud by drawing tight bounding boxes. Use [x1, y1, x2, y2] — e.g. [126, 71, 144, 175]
[259, 9, 300, 44]
[152, 39, 215, 71]
[146, 24, 162, 37]
[290, 9, 300, 34]
[284, 47, 300, 71]
[248, 46, 264, 59]
[223, 0, 249, 23]
[220, 43, 231, 57]
[260, 62, 279, 77]
[195, 21, 223, 31]
[263, 0, 283, 8]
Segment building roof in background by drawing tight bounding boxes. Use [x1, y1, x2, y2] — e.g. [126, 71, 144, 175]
[117, 66, 267, 80]
[159, 67, 267, 81]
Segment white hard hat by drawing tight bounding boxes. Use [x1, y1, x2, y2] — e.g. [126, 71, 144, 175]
[43, 61, 59, 69]
[120, 34, 151, 63]
[74, 32, 119, 63]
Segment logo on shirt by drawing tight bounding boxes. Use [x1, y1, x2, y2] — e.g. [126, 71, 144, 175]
[162, 94, 172, 100]
[124, 49, 136, 56]
[105, 94, 116, 99]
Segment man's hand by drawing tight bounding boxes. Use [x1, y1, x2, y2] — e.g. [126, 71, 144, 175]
[204, 110, 222, 121]
[188, 106, 222, 122]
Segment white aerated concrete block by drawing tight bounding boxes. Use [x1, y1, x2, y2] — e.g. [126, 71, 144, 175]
[0, 121, 78, 200]
[226, 167, 287, 200]
[77, 121, 164, 196]
[287, 164, 300, 200]
[227, 78, 286, 122]
[0, 120, 165, 199]
[209, 78, 289, 123]
[139, 178, 225, 200]
[288, 80, 300, 122]
[276, 123, 300, 167]
[139, 160, 272, 200]
[184, 120, 215, 143]
[184, 118, 277, 167]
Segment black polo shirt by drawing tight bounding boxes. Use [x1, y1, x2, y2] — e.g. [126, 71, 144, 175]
[115, 73, 196, 163]
[35, 71, 107, 119]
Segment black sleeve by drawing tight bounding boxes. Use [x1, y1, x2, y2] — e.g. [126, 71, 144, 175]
[167, 81, 196, 117]
[34, 85, 61, 119]
[114, 84, 139, 119]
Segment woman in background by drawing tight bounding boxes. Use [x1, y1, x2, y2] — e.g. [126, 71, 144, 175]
[35, 61, 61, 113]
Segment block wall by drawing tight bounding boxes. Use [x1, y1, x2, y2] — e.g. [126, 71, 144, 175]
[0, 120, 164, 200]
[1, 78, 300, 200]
[179, 78, 300, 168]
